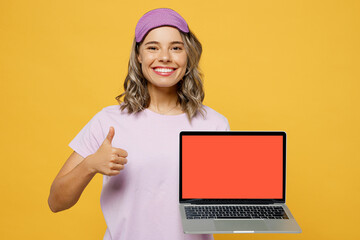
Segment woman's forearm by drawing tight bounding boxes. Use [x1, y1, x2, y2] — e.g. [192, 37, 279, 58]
[48, 157, 96, 212]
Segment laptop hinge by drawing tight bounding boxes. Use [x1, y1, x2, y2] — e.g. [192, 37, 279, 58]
[183, 199, 276, 205]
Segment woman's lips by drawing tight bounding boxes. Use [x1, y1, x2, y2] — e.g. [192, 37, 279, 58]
[152, 68, 176, 76]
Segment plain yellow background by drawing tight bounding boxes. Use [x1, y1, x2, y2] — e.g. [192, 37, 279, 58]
[1, 0, 359, 239]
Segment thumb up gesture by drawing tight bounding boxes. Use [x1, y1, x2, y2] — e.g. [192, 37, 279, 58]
[85, 127, 128, 176]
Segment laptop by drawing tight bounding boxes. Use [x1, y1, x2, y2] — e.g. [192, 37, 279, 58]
[179, 131, 302, 234]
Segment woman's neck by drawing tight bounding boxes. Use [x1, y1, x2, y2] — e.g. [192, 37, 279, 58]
[147, 83, 182, 114]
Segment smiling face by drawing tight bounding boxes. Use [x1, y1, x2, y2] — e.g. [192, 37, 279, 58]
[137, 26, 188, 89]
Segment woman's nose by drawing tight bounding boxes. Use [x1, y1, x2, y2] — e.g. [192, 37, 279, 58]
[158, 49, 171, 62]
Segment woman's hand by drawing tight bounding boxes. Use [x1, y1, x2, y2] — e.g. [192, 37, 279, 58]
[85, 127, 128, 176]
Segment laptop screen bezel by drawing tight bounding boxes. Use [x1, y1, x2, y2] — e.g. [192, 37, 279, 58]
[179, 131, 286, 204]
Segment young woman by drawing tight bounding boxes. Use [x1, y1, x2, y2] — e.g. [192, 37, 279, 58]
[48, 8, 229, 240]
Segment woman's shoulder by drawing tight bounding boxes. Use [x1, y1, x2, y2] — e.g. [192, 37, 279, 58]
[201, 105, 226, 119]
[100, 104, 133, 114]
[198, 105, 230, 130]
[92, 104, 129, 120]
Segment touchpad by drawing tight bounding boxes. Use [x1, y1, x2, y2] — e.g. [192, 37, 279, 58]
[214, 220, 268, 232]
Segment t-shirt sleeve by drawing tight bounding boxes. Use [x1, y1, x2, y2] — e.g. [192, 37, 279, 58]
[224, 117, 230, 131]
[68, 110, 105, 158]
[219, 116, 230, 131]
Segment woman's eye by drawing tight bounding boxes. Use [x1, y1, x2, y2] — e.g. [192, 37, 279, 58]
[147, 47, 157, 50]
[173, 47, 182, 50]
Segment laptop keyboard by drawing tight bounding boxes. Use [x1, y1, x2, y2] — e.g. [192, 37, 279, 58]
[185, 205, 289, 219]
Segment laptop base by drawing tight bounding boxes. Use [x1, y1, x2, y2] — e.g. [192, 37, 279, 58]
[180, 204, 302, 234]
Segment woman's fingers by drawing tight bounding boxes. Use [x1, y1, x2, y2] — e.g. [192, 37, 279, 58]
[112, 148, 128, 158]
[90, 135, 128, 175]
[108, 169, 121, 176]
[111, 156, 127, 165]
[110, 162, 125, 171]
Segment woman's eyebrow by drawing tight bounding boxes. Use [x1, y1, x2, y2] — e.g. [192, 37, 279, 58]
[144, 41, 184, 45]
[171, 41, 184, 45]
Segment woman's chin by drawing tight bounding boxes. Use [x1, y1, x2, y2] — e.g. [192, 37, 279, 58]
[148, 80, 181, 89]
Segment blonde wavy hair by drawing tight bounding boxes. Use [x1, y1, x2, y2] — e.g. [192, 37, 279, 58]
[115, 28, 205, 120]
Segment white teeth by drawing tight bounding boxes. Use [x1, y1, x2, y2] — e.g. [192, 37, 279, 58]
[154, 68, 175, 73]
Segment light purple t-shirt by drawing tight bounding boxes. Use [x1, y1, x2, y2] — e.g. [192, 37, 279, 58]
[69, 105, 230, 240]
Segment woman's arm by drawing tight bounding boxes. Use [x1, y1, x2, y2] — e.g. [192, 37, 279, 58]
[48, 151, 96, 212]
[48, 127, 128, 212]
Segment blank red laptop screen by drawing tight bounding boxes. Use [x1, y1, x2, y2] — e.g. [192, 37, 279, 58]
[182, 135, 283, 199]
